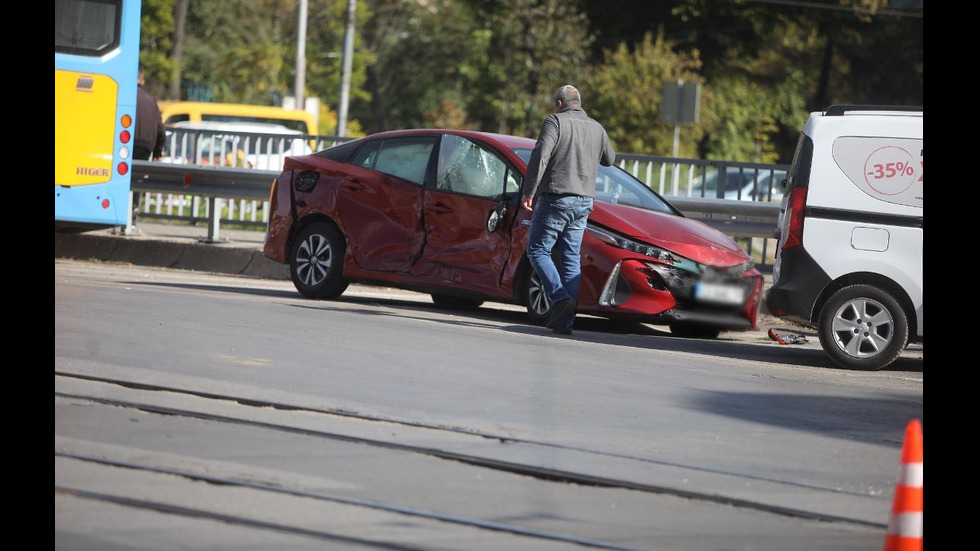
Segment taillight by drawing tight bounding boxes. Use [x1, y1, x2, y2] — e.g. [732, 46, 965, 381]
[781, 186, 808, 250]
[119, 114, 133, 169]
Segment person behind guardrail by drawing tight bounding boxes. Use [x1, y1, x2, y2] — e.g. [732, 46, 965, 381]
[522, 84, 616, 335]
[132, 68, 166, 220]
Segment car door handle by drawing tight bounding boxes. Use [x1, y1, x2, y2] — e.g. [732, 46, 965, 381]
[429, 202, 452, 214]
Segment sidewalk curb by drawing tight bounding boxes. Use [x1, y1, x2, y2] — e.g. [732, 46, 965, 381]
[55, 232, 289, 280]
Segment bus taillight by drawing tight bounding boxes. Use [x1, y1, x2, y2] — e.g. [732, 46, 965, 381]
[119, 115, 133, 165]
[102, 199, 110, 209]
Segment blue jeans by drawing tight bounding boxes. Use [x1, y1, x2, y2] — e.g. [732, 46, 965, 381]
[526, 193, 594, 327]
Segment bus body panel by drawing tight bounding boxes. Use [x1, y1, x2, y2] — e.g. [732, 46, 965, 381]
[55, 70, 119, 187]
[55, 0, 141, 228]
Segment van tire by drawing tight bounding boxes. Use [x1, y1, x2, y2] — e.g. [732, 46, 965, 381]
[289, 222, 349, 299]
[817, 284, 908, 371]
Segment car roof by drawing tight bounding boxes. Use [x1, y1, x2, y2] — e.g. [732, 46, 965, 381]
[362, 128, 538, 150]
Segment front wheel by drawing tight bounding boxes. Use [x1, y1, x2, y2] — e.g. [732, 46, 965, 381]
[817, 284, 908, 371]
[289, 222, 349, 299]
[523, 268, 550, 326]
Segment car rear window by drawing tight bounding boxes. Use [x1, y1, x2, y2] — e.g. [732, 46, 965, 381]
[316, 139, 362, 163]
[372, 137, 437, 186]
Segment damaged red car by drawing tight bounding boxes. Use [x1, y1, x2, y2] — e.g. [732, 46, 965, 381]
[263, 129, 763, 338]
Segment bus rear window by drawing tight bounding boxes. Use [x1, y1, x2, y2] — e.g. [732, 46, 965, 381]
[55, 0, 121, 56]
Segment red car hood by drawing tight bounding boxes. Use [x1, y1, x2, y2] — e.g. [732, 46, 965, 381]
[589, 202, 750, 267]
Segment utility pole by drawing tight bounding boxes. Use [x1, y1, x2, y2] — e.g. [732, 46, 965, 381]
[294, 0, 308, 112]
[337, 0, 356, 137]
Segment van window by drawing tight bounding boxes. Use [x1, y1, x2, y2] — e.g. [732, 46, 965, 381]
[201, 114, 308, 133]
[159, 102, 317, 136]
[785, 134, 813, 193]
[831, 137, 922, 208]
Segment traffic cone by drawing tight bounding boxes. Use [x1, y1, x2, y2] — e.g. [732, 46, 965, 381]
[884, 419, 923, 551]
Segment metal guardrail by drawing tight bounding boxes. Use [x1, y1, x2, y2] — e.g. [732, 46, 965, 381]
[129, 162, 782, 267]
[130, 129, 785, 267]
[130, 161, 278, 242]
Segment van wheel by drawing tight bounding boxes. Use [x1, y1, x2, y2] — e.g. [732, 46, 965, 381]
[289, 222, 349, 299]
[668, 323, 721, 339]
[818, 284, 908, 371]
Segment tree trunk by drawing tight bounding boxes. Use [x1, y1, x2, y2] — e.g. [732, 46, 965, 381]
[169, 0, 190, 100]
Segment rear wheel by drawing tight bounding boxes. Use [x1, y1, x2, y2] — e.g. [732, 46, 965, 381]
[818, 284, 908, 371]
[668, 322, 722, 339]
[431, 294, 484, 310]
[289, 222, 349, 299]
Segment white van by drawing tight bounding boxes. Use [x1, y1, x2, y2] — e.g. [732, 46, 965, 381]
[766, 105, 922, 370]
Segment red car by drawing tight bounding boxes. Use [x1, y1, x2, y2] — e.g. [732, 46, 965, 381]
[263, 129, 763, 338]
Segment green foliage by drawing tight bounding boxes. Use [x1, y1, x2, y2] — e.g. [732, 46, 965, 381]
[354, 0, 477, 132]
[464, 0, 594, 137]
[136, 0, 921, 161]
[139, 0, 175, 97]
[585, 30, 703, 157]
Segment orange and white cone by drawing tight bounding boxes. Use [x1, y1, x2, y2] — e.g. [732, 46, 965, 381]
[884, 419, 923, 551]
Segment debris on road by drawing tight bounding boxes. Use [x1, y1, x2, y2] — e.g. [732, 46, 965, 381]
[767, 327, 809, 345]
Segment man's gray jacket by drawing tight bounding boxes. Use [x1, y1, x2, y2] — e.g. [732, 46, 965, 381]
[523, 106, 616, 199]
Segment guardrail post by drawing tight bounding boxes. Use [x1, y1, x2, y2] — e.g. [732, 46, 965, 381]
[204, 196, 223, 243]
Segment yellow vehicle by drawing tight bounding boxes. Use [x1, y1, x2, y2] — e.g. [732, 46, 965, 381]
[159, 101, 317, 135]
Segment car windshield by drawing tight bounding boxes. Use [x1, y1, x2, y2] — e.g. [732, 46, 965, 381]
[511, 148, 677, 215]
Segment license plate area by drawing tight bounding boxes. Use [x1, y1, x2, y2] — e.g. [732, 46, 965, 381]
[695, 282, 745, 305]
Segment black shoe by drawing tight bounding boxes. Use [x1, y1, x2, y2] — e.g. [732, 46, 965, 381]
[546, 298, 575, 330]
[552, 324, 573, 335]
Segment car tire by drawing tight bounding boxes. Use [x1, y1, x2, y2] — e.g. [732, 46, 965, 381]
[431, 294, 484, 310]
[524, 268, 550, 326]
[817, 284, 908, 371]
[289, 222, 349, 299]
[668, 322, 721, 339]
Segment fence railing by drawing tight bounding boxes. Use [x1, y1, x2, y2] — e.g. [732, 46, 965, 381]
[131, 129, 786, 268]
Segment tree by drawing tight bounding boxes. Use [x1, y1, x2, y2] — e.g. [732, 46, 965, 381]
[353, 0, 476, 133]
[463, 0, 594, 136]
[585, 30, 704, 157]
[672, 0, 922, 162]
[139, 0, 175, 99]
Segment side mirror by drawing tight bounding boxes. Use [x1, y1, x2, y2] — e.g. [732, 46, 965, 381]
[486, 201, 507, 233]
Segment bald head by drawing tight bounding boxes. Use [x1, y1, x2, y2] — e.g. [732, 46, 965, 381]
[553, 85, 582, 109]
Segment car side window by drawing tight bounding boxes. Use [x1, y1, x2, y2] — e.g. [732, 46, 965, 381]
[505, 168, 521, 195]
[371, 137, 436, 185]
[350, 140, 381, 169]
[437, 135, 507, 199]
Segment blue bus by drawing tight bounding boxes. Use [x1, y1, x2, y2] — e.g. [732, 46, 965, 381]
[55, 0, 142, 230]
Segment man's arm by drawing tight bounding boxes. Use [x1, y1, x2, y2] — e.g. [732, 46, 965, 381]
[521, 116, 559, 210]
[599, 129, 615, 167]
[152, 104, 166, 160]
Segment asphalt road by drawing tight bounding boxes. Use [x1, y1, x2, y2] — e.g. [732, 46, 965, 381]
[55, 259, 923, 550]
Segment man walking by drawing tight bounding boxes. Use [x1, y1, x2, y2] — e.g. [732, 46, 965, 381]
[522, 85, 615, 335]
